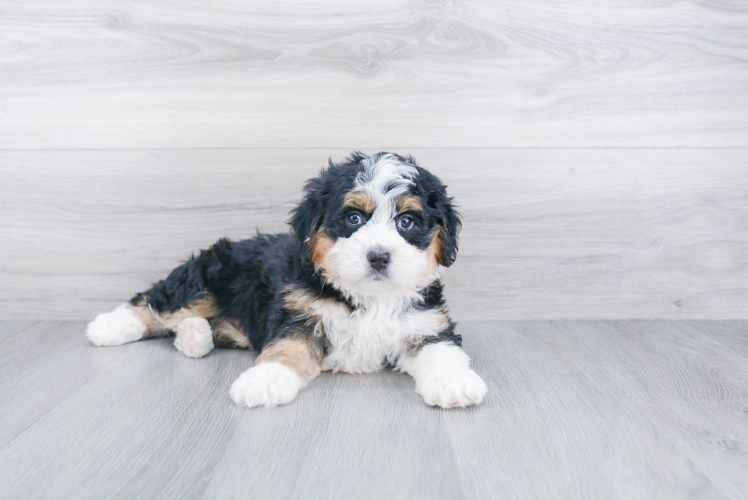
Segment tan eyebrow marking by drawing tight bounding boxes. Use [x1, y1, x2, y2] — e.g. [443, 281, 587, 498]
[396, 195, 423, 213]
[343, 191, 376, 213]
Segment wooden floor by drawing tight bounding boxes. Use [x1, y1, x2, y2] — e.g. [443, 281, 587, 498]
[1, 321, 747, 499]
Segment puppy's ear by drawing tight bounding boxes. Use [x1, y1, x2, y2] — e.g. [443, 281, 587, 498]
[289, 175, 326, 245]
[427, 187, 462, 267]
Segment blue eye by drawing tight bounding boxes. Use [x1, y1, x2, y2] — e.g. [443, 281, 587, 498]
[398, 215, 414, 230]
[346, 213, 363, 226]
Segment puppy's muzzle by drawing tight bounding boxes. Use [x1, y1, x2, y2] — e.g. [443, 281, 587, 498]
[367, 250, 390, 272]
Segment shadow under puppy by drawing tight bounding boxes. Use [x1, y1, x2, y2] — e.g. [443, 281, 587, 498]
[86, 152, 487, 409]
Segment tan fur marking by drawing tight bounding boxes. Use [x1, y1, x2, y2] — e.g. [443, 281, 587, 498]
[184, 295, 219, 319]
[309, 230, 336, 279]
[286, 284, 343, 308]
[129, 294, 220, 339]
[255, 338, 321, 380]
[128, 306, 164, 338]
[283, 285, 328, 313]
[436, 308, 451, 331]
[396, 195, 423, 213]
[408, 310, 452, 355]
[426, 228, 444, 269]
[283, 285, 313, 312]
[211, 318, 250, 349]
[343, 191, 376, 213]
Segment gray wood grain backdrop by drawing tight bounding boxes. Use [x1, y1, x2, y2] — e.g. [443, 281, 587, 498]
[1, 0, 747, 320]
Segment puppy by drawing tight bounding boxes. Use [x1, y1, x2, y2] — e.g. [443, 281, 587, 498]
[86, 152, 487, 409]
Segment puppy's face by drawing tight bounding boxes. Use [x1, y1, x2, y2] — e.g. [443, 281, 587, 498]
[290, 153, 461, 297]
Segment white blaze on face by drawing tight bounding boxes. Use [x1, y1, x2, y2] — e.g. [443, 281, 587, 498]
[326, 154, 437, 296]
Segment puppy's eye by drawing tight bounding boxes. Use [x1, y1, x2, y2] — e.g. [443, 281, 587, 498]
[346, 213, 363, 227]
[397, 215, 414, 230]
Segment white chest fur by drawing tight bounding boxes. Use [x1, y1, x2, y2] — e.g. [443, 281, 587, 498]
[314, 296, 447, 374]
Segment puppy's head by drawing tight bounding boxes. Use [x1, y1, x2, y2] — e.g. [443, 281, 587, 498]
[290, 152, 461, 297]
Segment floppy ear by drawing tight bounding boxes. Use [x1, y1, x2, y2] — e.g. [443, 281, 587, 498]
[427, 188, 462, 267]
[289, 175, 326, 245]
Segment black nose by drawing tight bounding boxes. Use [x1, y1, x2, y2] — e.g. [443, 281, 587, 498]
[367, 250, 390, 272]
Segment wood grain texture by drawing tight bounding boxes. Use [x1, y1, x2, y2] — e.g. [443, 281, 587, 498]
[451, 321, 748, 499]
[1, 320, 747, 499]
[1, 0, 748, 148]
[1, 148, 746, 321]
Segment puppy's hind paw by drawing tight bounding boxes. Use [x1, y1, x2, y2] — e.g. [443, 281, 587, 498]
[86, 307, 147, 346]
[229, 362, 304, 408]
[418, 367, 487, 409]
[174, 317, 214, 358]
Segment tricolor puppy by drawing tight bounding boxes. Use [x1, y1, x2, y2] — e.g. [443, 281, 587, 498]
[86, 152, 487, 409]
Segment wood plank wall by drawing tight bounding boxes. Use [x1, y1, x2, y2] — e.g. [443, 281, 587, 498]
[1, 0, 747, 320]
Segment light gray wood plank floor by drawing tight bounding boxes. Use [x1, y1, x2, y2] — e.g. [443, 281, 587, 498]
[1, 321, 746, 500]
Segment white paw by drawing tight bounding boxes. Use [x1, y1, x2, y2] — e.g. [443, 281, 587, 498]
[174, 317, 214, 358]
[229, 362, 304, 408]
[418, 367, 487, 409]
[86, 307, 147, 346]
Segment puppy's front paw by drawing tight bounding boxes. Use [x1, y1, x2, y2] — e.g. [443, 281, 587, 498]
[86, 307, 146, 347]
[174, 317, 214, 358]
[229, 362, 304, 408]
[418, 367, 487, 409]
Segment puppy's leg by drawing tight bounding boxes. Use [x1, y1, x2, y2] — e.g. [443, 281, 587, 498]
[158, 296, 220, 358]
[86, 305, 148, 347]
[230, 336, 322, 409]
[173, 317, 214, 358]
[88, 239, 240, 351]
[87, 294, 220, 359]
[399, 342, 487, 409]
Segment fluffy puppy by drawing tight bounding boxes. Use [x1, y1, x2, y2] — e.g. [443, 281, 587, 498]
[86, 152, 487, 409]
